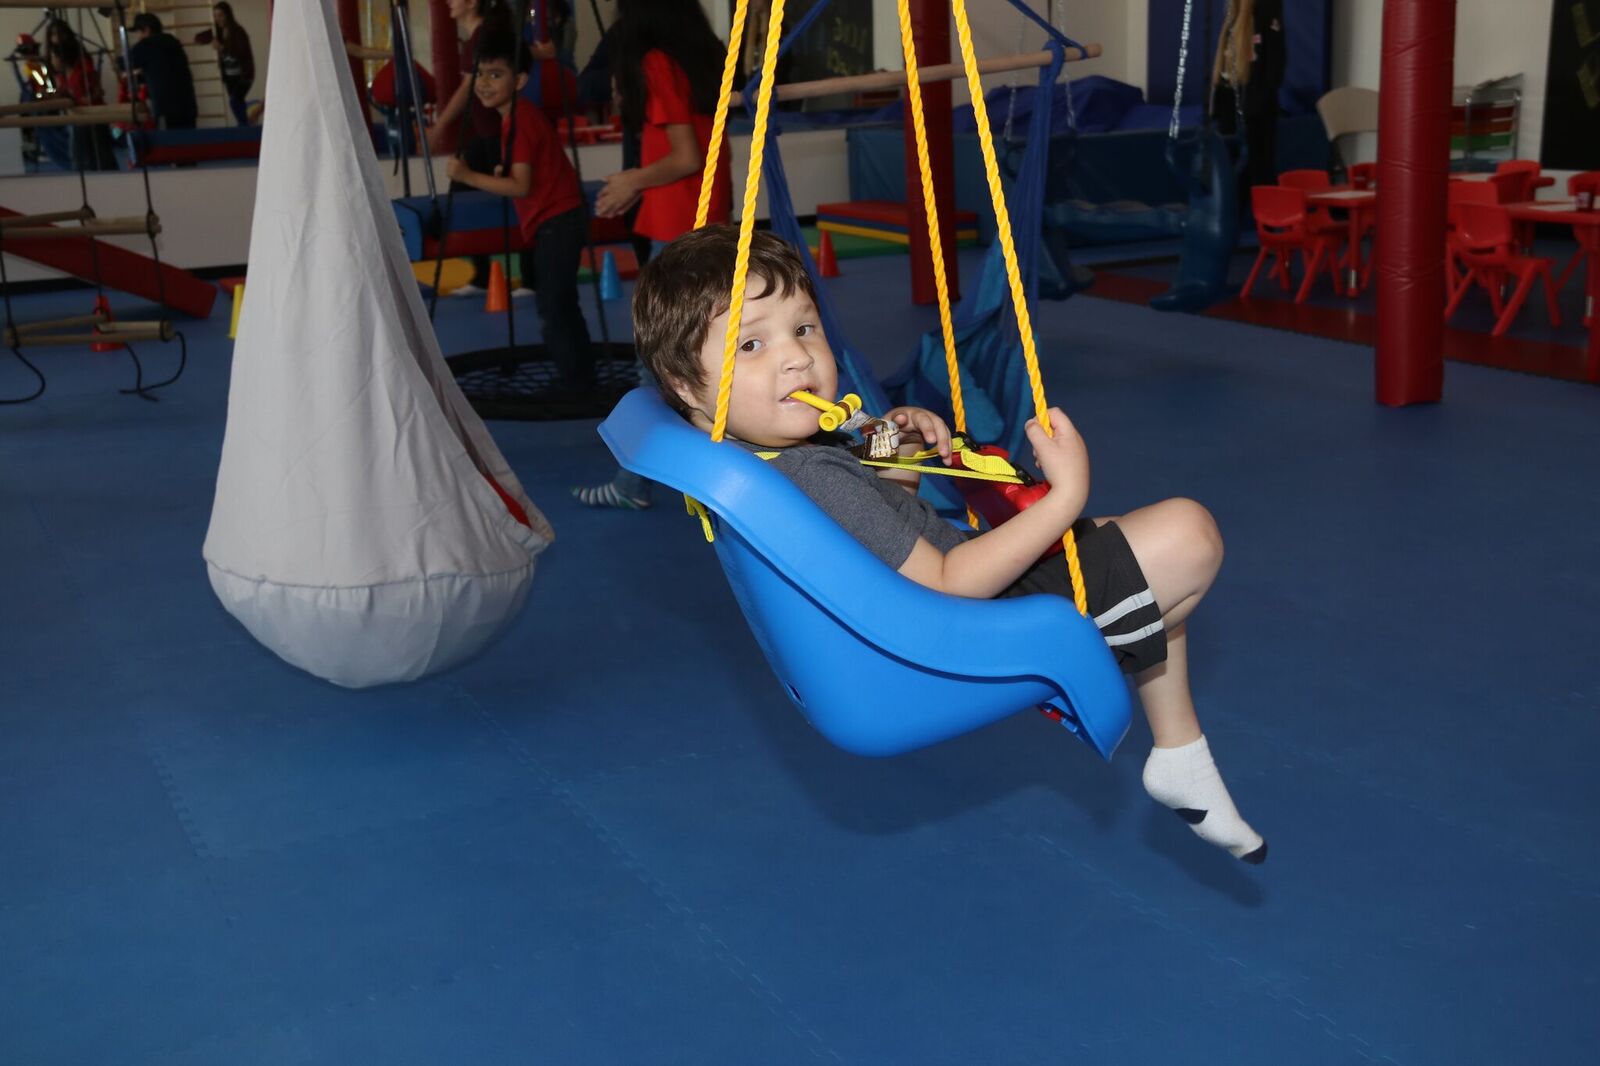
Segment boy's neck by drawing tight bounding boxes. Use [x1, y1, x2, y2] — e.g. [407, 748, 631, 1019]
[495, 98, 515, 119]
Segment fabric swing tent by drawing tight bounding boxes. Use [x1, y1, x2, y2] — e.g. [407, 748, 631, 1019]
[203, 0, 552, 689]
[600, 0, 1132, 759]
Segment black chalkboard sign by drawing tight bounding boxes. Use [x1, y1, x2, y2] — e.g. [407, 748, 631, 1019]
[736, 0, 873, 110]
[1540, 0, 1600, 169]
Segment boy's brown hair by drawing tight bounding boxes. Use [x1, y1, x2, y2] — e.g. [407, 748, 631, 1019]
[632, 226, 818, 418]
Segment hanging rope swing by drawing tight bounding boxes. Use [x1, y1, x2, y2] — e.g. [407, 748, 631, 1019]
[598, 0, 1131, 759]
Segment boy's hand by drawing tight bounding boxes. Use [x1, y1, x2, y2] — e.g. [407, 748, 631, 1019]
[595, 170, 641, 218]
[1024, 408, 1089, 503]
[884, 406, 952, 462]
[445, 157, 470, 183]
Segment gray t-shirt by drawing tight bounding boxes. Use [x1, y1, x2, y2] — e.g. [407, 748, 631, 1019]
[750, 440, 969, 569]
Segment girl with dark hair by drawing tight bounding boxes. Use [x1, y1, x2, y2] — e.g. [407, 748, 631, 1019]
[577, 0, 733, 510]
[591, 0, 731, 242]
[211, 2, 256, 127]
[44, 18, 115, 170]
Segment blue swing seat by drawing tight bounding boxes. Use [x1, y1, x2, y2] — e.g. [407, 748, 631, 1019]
[599, 388, 1134, 760]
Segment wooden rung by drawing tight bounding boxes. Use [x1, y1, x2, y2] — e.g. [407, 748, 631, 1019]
[0, 0, 109, 6]
[8, 312, 108, 338]
[0, 207, 95, 229]
[0, 105, 146, 129]
[731, 46, 1103, 106]
[0, 100, 70, 117]
[4, 321, 173, 347]
[346, 43, 392, 61]
[1, 215, 160, 241]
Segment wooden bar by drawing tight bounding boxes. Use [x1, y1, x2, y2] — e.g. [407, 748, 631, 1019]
[0, 0, 112, 7]
[0, 100, 71, 117]
[4, 322, 173, 347]
[0, 105, 146, 129]
[8, 312, 108, 338]
[346, 42, 391, 61]
[730, 46, 1101, 106]
[1, 216, 160, 241]
[0, 207, 95, 229]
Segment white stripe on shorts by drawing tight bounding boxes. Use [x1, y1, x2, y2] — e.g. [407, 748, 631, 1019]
[1104, 619, 1165, 647]
[1094, 589, 1156, 629]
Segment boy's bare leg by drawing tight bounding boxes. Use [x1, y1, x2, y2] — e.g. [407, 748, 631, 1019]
[1104, 498, 1266, 863]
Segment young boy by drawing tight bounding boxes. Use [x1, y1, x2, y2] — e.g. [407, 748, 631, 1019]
[633, 227, 1267, 864]
[445, 30, 595, 392]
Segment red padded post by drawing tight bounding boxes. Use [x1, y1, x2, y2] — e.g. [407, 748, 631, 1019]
[430, 0, 461, 154]
[336, 0, 370, 121]
[1374, 0, 1455, 406]
[902, 0, 959, 305]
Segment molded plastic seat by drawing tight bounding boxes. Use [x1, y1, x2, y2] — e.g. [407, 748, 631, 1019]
[1242, 185, 1344, 303]
[1445, 202, 1561, 336]
[598, 388, 1134, 760]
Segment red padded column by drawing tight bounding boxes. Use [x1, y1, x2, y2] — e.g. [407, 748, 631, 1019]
[1374, 0, 1455, 406]
[430, 0, 461, 153]
[902, 0, 958, 305]
[336, 0, 370, 120]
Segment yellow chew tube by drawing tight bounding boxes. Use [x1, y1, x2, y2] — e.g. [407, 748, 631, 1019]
[788, 390, 860, 432]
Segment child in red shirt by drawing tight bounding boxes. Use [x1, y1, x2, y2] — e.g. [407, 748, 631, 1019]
[578, 0, 731, 509]
[448, 33, 595, 392]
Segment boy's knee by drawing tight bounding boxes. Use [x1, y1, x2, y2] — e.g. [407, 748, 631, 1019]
[1166, 497, 1223, 572]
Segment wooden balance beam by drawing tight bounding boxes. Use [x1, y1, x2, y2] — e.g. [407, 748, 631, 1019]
[730, 46, 1101, 106]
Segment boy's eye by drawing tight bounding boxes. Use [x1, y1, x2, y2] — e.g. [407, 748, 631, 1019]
[739, 338, 762, 353]
[795, 324, 815, 338]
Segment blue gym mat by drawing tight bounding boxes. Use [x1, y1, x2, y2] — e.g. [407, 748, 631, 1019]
[1, 251, 1597, 1064]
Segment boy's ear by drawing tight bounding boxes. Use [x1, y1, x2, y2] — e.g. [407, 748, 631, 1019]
[515, 71, 529, 92]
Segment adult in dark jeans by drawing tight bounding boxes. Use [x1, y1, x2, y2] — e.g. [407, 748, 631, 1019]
[127, 14, 198, 130]
[210, 2, 255, 126]
[1210, 0, 1286, 201]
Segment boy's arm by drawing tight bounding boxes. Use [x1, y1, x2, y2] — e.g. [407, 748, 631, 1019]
[446, 159, 533, 200]
[896, 410, 1090, 599]
[874, 406, 953, 495]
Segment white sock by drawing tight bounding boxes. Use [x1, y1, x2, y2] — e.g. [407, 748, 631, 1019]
[1142, 736, 1267, 863]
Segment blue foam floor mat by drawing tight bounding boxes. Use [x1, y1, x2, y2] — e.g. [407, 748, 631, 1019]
[2, 251, 1598, 1064]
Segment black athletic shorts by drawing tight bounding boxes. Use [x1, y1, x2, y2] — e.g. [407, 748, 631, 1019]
[999, 518, 1167, 675]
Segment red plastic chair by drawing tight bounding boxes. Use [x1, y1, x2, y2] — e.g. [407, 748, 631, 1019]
[1348, 162, 1376, 190]
[1277, 169, 1342, 235]
[1445, 181, 1501, 287]
[1556, 171, 1600, 325]
[1242, 186, 1344, 304]
[1444, 202, 1561, 336]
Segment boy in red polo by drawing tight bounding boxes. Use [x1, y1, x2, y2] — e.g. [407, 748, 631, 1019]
[447, 31, 595, 392]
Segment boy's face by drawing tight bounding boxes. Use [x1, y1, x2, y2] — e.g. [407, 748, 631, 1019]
[674, 277, 838, 448]
[473, 59, 524, 112]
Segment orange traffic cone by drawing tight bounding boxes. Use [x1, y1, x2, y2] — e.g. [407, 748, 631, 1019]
[816, 230, 840, 278]
[90, 294, 123, 352]
[485, 259, 510, 313]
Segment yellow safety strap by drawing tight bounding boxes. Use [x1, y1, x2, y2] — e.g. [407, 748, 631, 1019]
[949, 0, 1088, 615]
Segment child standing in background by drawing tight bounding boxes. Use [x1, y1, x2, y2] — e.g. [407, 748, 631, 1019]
[447, 31, 595, 393]
[574, 0, 733, 511]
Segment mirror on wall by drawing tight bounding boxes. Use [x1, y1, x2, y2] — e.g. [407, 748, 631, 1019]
[0, 0, 270, 178]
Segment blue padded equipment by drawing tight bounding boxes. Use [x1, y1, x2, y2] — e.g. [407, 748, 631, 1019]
[1149, 125, 1239, 311]
[599, 388, 1133, 759]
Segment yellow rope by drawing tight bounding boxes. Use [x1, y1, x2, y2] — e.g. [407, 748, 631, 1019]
[949, 0, 1087, 614]
[709, 0, 786, 444]
[694, 0, 747, 231]
[897, 0, 978, 532]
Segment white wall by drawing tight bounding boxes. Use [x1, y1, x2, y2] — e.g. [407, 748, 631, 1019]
[1332, 0, 1556, 164]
